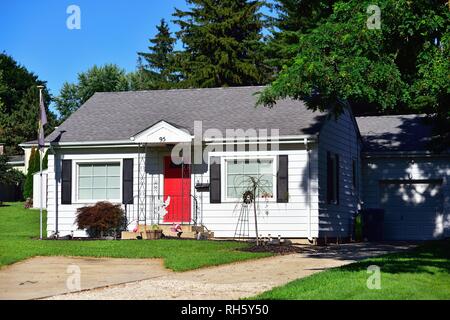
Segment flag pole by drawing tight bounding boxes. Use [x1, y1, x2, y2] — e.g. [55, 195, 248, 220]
[37, 85, 44, 240]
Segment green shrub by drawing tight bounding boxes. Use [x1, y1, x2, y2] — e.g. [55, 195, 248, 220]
[0, 155, 24, 185]
[23, 148, 47, 199]
[75, 201, 126, 238]
[0, 156, 25, 202]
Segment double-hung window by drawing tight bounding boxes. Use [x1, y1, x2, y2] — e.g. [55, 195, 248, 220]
[225, 158, 275, 200]
[77, 163, 121, 202]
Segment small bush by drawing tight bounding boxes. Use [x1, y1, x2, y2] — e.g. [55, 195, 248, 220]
[75, 202, 126, 238]
[23, 148, 48, 199]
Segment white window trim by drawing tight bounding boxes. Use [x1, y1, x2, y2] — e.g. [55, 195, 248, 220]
[72, 159, 123, 204]
[221, 155, 277, 203]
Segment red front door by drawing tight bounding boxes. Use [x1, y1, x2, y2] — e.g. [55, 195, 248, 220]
[163, 156, 191, 223]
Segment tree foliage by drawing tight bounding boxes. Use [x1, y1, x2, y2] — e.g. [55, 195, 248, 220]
[54, 64, 130, 121]
[137, 19, 179, 89]
[265, 0, 337, 72]
[260, 0, 450, 111]
[259, 0, 449, 149]
[173, 0, 270, 87]
[0, 154, 25, 186]
[0, 53, 57, 155]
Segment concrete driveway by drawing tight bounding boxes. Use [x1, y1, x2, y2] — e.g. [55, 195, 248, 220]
[0, 256, 172, 300]
[0, 242, 415, 300]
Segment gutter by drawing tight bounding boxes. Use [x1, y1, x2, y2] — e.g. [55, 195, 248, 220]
[7, 161, 25, 165]
[20, 135, 318, 149]
[362, 151, 450, 158]
[20, 140, 135, 148]
[305, 138, 313, 241]
[204, 134, 316, 143]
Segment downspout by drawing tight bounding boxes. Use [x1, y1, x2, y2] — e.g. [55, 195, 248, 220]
[49, 143, 58, 237]
[304, 138, 312, 241]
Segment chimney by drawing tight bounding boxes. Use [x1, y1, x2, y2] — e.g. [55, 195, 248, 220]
[0, 143, 4, 155]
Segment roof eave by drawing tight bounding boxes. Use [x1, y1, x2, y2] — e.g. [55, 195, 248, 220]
[362, 150, 450, 158]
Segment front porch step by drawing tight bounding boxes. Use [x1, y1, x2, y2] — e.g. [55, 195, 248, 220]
[138, 224, 204, 233]
[137, 224, 212, 239]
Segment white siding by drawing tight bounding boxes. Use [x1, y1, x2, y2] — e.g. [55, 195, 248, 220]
[362, 156, 450, 238]
[193, 145, 320, 238]
[47, 148, 140, 237]
[317, 108, 362, 239]
[47, 141, 324, 239]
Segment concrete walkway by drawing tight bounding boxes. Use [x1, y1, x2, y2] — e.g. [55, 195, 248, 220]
[0, 242, 415, 300]
[0, 257, 171, 300]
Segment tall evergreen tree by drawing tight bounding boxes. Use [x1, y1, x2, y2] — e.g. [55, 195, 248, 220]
[137, 19, 178, 89]
[173, 0, 269, 88]
[265, 0, 336, 72]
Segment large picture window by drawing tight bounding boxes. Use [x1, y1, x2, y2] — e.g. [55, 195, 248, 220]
[77, 163, 121, 201]
[225, 159, 274, 199]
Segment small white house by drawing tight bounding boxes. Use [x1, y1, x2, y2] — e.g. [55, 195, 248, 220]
[20, 87, 449, 241]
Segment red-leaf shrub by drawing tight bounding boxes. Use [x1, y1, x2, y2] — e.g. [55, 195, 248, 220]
[75, 202, 126, 238]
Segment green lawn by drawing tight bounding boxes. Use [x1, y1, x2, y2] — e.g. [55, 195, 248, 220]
[253, 240, 450, 300]
[0, 202, 270, 271]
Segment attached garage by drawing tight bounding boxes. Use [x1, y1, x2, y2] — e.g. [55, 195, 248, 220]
[357, 114, 450, 241]
[379, 180, 444, 240]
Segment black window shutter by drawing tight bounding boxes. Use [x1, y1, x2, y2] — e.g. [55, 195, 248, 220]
[335, 154, 340, 205]
[210, 157, 221, 203]
[326, 152, 332, 204]
[277, 155, 289, 203]
[122, 159, 134, 204]
[61, 160, 72, 205]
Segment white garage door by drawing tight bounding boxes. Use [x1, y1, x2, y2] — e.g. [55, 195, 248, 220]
[380, 181, 444, 240]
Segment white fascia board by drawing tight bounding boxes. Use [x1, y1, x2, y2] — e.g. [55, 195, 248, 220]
[7, 161, 25, 165]
[204, 134, 317, 143]
[20, 140, 134, 148]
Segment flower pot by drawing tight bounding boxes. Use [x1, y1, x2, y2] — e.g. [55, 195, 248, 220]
[142, 229, 163, 240]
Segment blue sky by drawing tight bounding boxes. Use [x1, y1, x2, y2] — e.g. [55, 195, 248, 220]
[0, 0, 188, 103]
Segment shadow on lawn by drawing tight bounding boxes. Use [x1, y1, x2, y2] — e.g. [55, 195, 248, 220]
[340, 240, 450, 275]
[299, 241, 419, 261]
[297, 240, 450, 275]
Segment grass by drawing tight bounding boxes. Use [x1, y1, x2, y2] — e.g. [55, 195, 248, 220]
[252, 240, 450, 300]
[0, 202, 271, 271]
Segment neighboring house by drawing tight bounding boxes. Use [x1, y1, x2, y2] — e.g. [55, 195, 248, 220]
[0, 144, 25, 174]
[20, 87, 449, 241]
[7, 155, 26, 174]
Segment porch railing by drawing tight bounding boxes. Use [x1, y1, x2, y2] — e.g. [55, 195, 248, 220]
[124, 194, 199, 227]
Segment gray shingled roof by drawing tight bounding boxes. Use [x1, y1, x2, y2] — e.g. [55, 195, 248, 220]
[356, 114, 433, 152]
[45, 86, 326, 143]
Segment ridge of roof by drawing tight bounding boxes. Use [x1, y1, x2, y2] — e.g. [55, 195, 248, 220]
[93, 85, 268, 95]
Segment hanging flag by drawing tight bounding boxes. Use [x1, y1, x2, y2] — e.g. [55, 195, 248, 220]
[38, 87, 47, 149]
